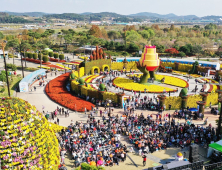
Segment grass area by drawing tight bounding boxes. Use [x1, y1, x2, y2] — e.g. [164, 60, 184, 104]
[0, 75, 22, 97]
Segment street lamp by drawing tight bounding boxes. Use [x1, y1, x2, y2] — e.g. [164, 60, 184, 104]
[17, 33, 24, 78]
[1, 40, 11, 97]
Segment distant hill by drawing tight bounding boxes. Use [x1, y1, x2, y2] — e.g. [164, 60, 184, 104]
[4, 12, 52, 17]
[129, 12, 199, 20]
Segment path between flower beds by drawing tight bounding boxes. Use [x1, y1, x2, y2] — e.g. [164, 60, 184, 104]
[45, 73, 94, 112]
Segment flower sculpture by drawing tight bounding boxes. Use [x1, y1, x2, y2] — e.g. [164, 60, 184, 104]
[0, 97, 63, 170]
[137, 45, 160, 83]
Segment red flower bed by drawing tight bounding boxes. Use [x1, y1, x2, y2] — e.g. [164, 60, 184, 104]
[45, 73, 94, 112]
[70, 61, 81, 64]
[49, 58, 59, 62]
[49, 58, 66, 63]
[22, 58, 50, 65]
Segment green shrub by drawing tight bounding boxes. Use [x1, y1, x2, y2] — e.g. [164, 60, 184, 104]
[59, 54, 64, 60]
[42, 50, 48, 55]
[28, 53, 33, 59]
[25, 52, 29, 58]
[49, 51, 53, 57]
[79, 78, 85, 85]
[0, 88, 5, 93]
[54, 53, 59, 59]
[11, 64, 17, 71]
[38, 53, 42, 60]
[33, 53, 38, 59]
[43, 55, 49, 62]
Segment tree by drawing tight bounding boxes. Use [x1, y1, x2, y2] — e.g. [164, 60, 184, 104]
[179, 52, 186, 59]
[170, 24, 175, 31]
[127, 43, 139, 53]
[38, 53, 42, 60]
[101, 28, 108, 39]
[193, 45, 202, 60]
[205, 23, 217, 30]
[21, 41, 31, 67]
[0, 32, 4, 40]
[151, 24, 160, 30]
[107, 31, 120, 41]
[165, 48, 179, 55]
[155, 44, 165, 53]
[89, 25, 102, 38]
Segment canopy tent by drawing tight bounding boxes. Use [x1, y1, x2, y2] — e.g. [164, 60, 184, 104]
[44, 48, 53, 52]
[207, 140, 222, 157]
[19, 69, 46, 92]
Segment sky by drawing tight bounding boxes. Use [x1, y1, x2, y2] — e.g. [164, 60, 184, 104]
[1, 0, 221, 17]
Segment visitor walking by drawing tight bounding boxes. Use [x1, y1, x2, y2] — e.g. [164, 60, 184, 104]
[57, 117, 59, 125]
[142, 155, 147, 166]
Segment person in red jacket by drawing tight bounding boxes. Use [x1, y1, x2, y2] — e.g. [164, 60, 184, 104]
[143, 155, 147, 166]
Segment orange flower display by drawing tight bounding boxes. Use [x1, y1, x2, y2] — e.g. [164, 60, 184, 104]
[45, 73, 94, 112]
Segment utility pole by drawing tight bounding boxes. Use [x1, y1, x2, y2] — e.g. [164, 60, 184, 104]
[1, 41, 11, 97]
[18, 34, 24, 78]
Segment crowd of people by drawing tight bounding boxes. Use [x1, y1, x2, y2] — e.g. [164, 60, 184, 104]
[56, 107, 217, 169]
[57, 116, 128, 168]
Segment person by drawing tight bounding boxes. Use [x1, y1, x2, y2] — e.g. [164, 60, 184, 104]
[142, 155, 147, 166]
[85, 108, 87, 114]
[57, 117, 59, 125]
[59, 164, 67, 170]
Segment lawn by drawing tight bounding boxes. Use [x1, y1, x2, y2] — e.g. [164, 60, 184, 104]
[0, 75, 22, 97]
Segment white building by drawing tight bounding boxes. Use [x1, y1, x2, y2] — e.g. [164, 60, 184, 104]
[90, 21, 102, 25]
[0, 50, 8, 59]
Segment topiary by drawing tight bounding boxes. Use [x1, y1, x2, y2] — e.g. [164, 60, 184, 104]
[70, 72, 76, 80]
[28, 53, 33, 59]
[79, 78, 85, 85]
[54, 53, 59, 59]
[179, 88, 188, 97]
[49, 51, 53, 57]
[38, 53, 42, 60]
[59, 54, 64, 60]
[33, 53, 38, 59]
[43, 55, 49, 62]
[99, 83, 106, 91]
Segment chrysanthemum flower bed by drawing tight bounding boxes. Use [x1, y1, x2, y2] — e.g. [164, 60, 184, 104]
[0, 97, 63, 169]
[45, 73, 94, 111]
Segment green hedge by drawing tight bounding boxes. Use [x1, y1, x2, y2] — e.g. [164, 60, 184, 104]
[54, 53, 59, 59]
[49, 52, 53, 57]
[33, 53, 38, 59]
[43, 55, 49, 62]
[59, 54, 64, 60]
[38, 53, 42, 60]
[28, 53, 33, 59]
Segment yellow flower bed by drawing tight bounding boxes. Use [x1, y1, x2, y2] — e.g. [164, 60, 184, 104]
[178, 64, 193, 72]
[0, 97, 64, 169]
[206, 92, 218, 107]
[128, 74, 188, 88]
[165, 96, 182, 110]
[160, 62, 175, 70]
[187, 95, 202, 108]
[111, 62, 124, 70]
[172, 71, 187, 75]
[113, 77, 174, 92]
[79, 67, 85, 78]
[56, 63, 71, 70]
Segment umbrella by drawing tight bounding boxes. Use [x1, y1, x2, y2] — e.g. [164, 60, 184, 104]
[90, 148, 93, 152]
[90, 161, 96, 166]
[97, 160, 103, 165]
[189, 108, 198, 112]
